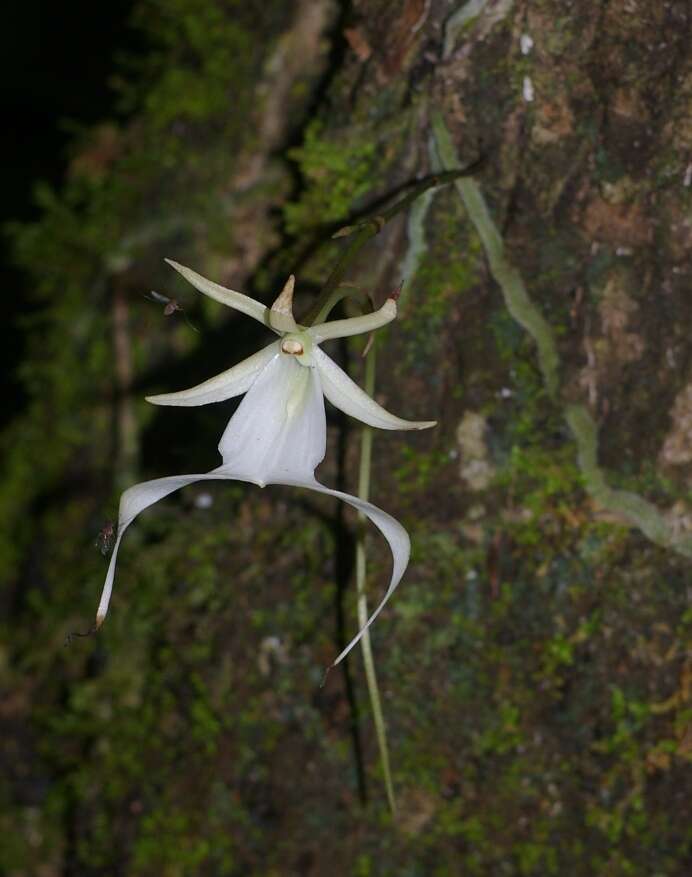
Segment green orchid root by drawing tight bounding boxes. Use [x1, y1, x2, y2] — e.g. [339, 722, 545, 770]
[431, 111, 692, 559]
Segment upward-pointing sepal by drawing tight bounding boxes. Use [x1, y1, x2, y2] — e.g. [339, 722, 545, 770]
[268, 275, 299, 333]
[271, 275, 295, 318]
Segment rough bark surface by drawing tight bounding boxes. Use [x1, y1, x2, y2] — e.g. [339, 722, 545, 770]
[2, 1, 691, 874]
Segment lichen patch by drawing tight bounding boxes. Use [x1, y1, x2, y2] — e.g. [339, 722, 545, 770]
[579, 275, 646, 405]
[598, 278, 644, 361]
[663, 500, 692, 542]
[531, 96, 575, 146]
[456, 411, 495, 490]
[660, 381, 692, 467]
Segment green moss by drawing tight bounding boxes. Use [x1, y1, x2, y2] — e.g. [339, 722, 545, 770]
[393, 446, 450, 496]
[406, 224, 480, 332]
[284, 121, 379, 234]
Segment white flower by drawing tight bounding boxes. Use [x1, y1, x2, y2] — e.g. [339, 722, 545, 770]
[95, 260, 435, 665]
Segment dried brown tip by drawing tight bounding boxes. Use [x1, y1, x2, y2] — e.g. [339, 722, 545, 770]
[270, 275, 295, 318]
[388, 279, 404, 302]
[64, 621, 99, 646]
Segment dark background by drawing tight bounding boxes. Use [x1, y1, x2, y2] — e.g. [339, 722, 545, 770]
[1, 1, 133, 420]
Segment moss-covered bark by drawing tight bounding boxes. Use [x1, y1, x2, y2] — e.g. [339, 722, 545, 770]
[2, 1, 691, 874]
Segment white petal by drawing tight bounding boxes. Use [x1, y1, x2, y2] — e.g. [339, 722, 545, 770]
[218, 352, 326, 483]
[165, 259, 280, 333]
[146, 341, 280, 407]
[95, 468, 243, 626]
[274, 475, 410, 666]
[314, 348, 437, 431]
[309, 298, 397, 343]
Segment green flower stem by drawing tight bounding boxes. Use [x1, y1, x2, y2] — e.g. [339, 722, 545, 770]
[431, 114, 559, 399]
[356, 341, 397, 815]
[312, 162, 482, 811]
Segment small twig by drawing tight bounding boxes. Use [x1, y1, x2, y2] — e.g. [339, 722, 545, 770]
[64, 623, 98, 646]
[305, 163, 483, 326]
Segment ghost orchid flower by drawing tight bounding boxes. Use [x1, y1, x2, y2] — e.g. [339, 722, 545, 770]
[95, 260, 435, 665]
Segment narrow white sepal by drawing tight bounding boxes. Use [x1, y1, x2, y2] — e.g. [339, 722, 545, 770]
[94, 467, 410, 663]
[145, 341, 280, 407]
[309, 298, 397, 343]
[315, 348, 437, 431]
[165, 259, 278, 331]
[96, 469, 241, 625]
